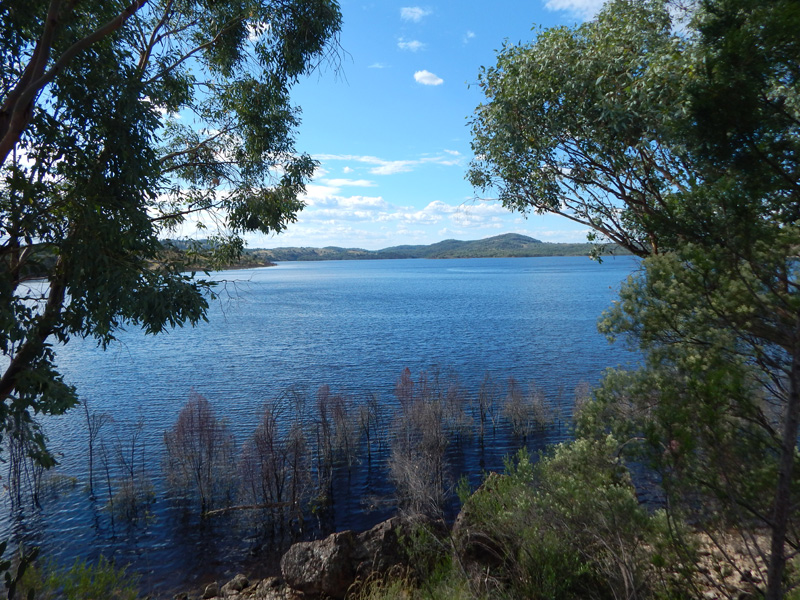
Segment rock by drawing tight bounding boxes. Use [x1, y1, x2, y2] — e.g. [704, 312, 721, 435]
[221, 573, 249, 596]
[202, 581, 219, 599]
[281, 530, 359, 598]
[280, 517, 421, 598]
[353, 516, 407, 577]
[247, 578, 296, 599]
[261, 576, 281, 589]
[173, 593, 190, 600]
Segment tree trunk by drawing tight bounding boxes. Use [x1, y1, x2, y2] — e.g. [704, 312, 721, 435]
[765, 328, 800, 600]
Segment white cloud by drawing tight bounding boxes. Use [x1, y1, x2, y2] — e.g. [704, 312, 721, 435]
[414, 70, 443, 86]
[398, 38, 425, 52]
[401, 7, 432, 22]
[463, 30, 476, 43]
[343, 166, 353, 173]
[298, 187, 509, 230]
[368, 62, 387, 69]
[315, 153, 461, 176]
[304, 183, 342, 198]
[338, 196, 388, 209]
[369, 160, 415, 175]
[322, 178, 377, 188]
[444, 149, 461, 156]
[544, 0, 605, 19]
[301, 195, 391, 220]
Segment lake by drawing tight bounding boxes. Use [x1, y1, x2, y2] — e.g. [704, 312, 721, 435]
[0, 255, 639, 596]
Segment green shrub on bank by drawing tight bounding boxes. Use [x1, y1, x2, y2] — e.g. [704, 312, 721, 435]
[454, 437, 693, 599]
[18, 555, 139, 600]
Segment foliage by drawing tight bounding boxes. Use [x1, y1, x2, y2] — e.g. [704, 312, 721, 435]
[348, 564, 476, 600]
[459, 440, 690, 600]
[17, 555, 139, 600]
[0, 0, 341, 466]
[468, 0, 693, 258]
[469, 0, 800, 595]
[1, 542, 38, 600]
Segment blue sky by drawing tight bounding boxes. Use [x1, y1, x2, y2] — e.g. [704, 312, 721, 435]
[248, 0, 605, 250]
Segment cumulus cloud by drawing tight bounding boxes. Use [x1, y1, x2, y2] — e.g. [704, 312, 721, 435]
[303, 183, 342, 199]
[299, 186, 510, 230]
[342, 166, 353, 173]
[544, 0, 605, 19]
[398, 38, 425, 52]
[401, 7, 432, 22]
[302, 185, 389, 214]
[463, 30, 476, 43]
[414, 70, 443, 86]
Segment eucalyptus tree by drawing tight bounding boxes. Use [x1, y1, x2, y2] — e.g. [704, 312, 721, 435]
[469, 0, 800, 596]
[468, 0, 695, 258]
[0, 1, 340, 464]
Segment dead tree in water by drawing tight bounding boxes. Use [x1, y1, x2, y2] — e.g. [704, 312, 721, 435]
[82, 399, 109, 499]
[163, 392, 235, 512]
[390, 369, 449, 518]
[4, 414, 46, 509]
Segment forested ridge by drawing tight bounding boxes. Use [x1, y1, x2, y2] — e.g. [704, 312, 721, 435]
[243, 233, 628, 262]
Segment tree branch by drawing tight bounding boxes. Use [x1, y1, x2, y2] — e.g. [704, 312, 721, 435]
[0, 0, 151, 167]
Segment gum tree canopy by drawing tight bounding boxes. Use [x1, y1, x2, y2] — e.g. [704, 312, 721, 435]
[0, 0, 341, 461]
[470, 0, 800, 597]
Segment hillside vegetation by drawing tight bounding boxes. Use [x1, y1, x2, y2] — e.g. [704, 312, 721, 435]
[248, 233, 627, 262]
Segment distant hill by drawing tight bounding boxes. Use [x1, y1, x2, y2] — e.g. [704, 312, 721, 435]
[249, 233, 630, 262]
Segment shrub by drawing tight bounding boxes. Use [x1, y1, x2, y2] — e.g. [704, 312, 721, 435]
[163, 392, 235, 511]
[18, 555, 139, 600]
[459, 438, 693, 599]
[390, 397, 449, 518]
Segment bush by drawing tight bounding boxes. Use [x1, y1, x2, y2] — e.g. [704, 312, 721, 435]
[458, 438, 692, 599]
[163, 392, 235, 511]
[18, 555, 139, 600]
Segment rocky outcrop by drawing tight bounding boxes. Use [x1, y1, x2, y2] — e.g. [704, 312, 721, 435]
[201, 582, 219, 599]
[353, 516, 407, 576]
[220, 574, 249, 596]
[183, 516, 422, 599]
[183, 574, 293, 599]
[280, 517, 409, 599]
[280, 530, 359, 598]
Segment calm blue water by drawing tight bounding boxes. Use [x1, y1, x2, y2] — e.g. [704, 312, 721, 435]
[1, 256, 639, 596]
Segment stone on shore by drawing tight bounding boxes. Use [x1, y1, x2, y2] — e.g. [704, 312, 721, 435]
[280, 517, 409, 599]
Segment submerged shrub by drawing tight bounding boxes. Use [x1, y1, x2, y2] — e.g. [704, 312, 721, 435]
[390, 384, 449, 518]
[163, 392, 235, 511]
